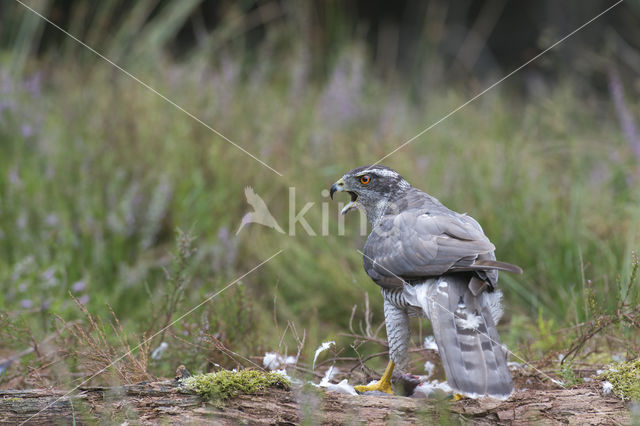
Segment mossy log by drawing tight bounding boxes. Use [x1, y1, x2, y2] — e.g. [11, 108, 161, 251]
[0, 379, 631, 425]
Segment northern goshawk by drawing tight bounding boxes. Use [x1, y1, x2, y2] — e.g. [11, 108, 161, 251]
[330, 165, 522, 398]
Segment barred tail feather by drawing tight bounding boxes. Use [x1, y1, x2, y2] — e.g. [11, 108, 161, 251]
[427, 276, 513, 399]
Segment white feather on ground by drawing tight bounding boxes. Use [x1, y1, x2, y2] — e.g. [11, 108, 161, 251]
[312, 366, 357, 395]
[424, 361, 435, 378]
[151, 342, 168, 360]
[312, 341, 335, 370]
[412, 379, 453, 398]
[262, 352, 297, 370]
[423, 336, 438, 352]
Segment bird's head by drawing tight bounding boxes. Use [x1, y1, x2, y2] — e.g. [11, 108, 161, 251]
[330, 165, 411, 220]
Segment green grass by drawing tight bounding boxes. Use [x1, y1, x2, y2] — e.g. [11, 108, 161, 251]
[1, 1, 639, 386]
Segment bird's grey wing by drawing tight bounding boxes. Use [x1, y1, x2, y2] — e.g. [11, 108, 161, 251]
[363, 209, 496, 288]
[428, 276, 513, 398]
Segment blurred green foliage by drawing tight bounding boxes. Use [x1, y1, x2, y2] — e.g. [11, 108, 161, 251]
[558, 360, 583, 387]
[0, 0, 639, 383]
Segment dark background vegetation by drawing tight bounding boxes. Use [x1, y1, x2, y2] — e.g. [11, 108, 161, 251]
[1, 0, 639, 389]
[4, 1, 640, 83]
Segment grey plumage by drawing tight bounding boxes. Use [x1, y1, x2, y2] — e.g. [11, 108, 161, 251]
[331, 165, 522, 399]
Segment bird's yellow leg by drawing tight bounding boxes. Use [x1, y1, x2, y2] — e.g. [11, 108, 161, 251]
[354, 361, 395, 394]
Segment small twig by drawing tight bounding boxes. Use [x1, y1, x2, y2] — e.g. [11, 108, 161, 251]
[273, 278, 280, 333]
[291, 323, 306, 363]
[364, 293, 373, 338]
[338, 333, 388, 347]
[349, 304, 357, 335]
[203, 334, 265, 371]
[277, 322, 291, 354]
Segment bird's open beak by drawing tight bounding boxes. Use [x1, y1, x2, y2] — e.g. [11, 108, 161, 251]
[329, 181, 341, 200]
[330, 178, 358, 215]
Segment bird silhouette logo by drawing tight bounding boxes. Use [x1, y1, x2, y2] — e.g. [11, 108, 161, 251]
[236, 187, 285, 235]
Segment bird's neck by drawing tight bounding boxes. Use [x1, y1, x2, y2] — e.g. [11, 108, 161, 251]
[363, 185, 412, 227]
[362, 199, 389, 228]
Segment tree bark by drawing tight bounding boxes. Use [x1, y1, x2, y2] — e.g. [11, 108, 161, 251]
[0, 380, 631, 425]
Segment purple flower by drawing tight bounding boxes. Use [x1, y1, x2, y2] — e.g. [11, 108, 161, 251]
[1, 70, 12, 94]
[609, 68, 640, 164]
[78, 295, 90, 305]
[213, 226, 238, 274]
[17, 213, 27, 229]
[20, 299, 33, 309]
[0, 99, 15, 116]
[42, 267, 58, 287]
[45, 214, 59, 227]
[218, 226, 229, 241]
[71, 281, 86, 292]
[21, 124, 34, 138]
[9, 168, 21, 187]
[318, 53, 364, 127]
[24, 73, 42, 98]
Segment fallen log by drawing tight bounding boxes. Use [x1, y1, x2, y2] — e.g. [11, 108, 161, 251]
[0, 379, 631, 425]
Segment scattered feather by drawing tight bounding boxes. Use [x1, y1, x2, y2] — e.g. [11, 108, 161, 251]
[319, 379, 357, 395]
[151, 342, 168, 360]
[551, 378, 564, 386]
[312, 366, 357, 395]
[322, 365, 338, 382]
[263, 352, 279, 370]
[423, 361, 435, 378]
[274, 369, 297, 384]
[412, 379, 453, 398]
[263, 352, 297, 370]
[313, 341, 335, 370]
[423, 336, 438, 352]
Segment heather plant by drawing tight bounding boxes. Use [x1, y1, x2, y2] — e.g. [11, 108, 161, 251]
[0, 0, 639, 393]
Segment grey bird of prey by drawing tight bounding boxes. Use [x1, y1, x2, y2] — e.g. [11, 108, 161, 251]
[330, 165, 522, 399]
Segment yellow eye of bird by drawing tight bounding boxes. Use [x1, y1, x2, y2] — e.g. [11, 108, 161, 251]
[360, 175, 371, 185]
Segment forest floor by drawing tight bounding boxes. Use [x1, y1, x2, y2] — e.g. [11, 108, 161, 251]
[0, 367, 632, 425]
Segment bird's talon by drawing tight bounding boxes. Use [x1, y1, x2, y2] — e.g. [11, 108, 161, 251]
[355, 361, 396, 395]
[354, 380, 393, 395]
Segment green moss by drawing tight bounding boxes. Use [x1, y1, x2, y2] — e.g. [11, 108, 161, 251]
[181, 370, 291, 402]
[599, 358, 640, 401]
